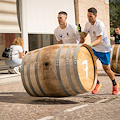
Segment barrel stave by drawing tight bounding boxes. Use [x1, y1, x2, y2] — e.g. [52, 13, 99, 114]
[37, 45, 67, 96]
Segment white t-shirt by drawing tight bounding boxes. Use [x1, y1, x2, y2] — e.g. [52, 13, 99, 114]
[84, 19, 111, 52]
[54, 23, 80, 44]
[10, 45, 23, 58]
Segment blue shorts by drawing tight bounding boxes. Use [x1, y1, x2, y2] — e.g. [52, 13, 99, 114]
[92, 49, 110, 65]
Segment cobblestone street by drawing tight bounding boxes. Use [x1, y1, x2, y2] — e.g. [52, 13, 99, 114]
[0, 69, 120, 120]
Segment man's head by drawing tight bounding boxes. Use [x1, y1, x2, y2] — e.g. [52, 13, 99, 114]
[87, 7, 97, 24]
[115, 26, 120, 35]
[58, 11, 67, 25]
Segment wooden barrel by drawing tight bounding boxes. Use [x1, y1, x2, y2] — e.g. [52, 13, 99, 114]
[21, 44, 97, 97]
[110, 45, 120, 73]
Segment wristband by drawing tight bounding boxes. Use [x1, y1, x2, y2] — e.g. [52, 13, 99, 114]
[89, 44, 93, 47]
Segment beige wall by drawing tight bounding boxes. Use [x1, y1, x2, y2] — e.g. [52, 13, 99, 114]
[75, 0, 110, 44]
[0, 34, 5, 60]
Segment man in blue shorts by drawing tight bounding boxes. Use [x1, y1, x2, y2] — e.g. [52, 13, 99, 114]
[80, 7, 119, 95]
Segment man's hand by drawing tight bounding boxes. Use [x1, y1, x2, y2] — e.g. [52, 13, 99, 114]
[79, 38, 85, 43]
[57, 40, 63, 44]
[110, 36, 115, 41]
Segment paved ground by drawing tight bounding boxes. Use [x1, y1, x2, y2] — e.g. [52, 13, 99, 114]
[0, 69, 120, 120]
[0, 60, 8, 71]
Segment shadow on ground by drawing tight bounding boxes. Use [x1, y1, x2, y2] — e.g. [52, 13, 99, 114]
[0, 92, 79, 105]
[0, 92, 117, 105]
[0, 72, 9, 74]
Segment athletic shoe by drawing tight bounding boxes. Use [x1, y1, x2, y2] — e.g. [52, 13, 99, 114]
[8, 67, 15, 74]
[13, 66, 21, 75]
[92, 80, 102, 94]
[112, 83, 119, 95]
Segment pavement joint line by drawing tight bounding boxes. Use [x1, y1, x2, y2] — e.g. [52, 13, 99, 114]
[36, 116, 55, 120]
[63, 104, 88, 112]
[0, 74, 19, 79]
[0, 77, 21, 84]
[95, 98, 109, 104]
[63, 98, 109, 113]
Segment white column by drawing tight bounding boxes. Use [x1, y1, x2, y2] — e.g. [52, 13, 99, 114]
[21, 0, 29, 52]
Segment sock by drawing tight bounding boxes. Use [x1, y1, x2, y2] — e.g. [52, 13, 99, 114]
[112, 79, 117, 86]
[97, 80, 99, 84]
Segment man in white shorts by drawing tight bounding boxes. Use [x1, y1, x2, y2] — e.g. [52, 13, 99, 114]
[54, 11, 80, 44]
[80, 7, 119, 95]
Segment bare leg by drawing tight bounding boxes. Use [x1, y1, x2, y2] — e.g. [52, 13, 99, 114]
[102, 64, 115, 80]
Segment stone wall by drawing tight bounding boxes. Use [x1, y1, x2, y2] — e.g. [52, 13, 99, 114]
[75, 0, 110, 44]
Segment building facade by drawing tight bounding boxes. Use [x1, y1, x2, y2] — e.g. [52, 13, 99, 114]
[0, 0, 110, 60]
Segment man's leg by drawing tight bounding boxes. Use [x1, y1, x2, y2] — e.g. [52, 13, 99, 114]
[102, 64, 119, 95]
[102, 64, 114, 80]
[92, 56, 102, 94]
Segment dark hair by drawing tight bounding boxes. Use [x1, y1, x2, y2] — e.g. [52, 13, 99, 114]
[88, 7, 97, 15]
[58, 11, 67, 16]
[115, 26, 120, 29]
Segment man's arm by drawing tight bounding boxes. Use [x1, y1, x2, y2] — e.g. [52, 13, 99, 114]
[91, 35, 102, 47]
[57, 40, 63, 44]
[79, 32, 88, 43]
